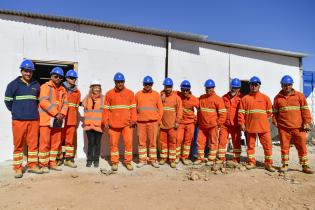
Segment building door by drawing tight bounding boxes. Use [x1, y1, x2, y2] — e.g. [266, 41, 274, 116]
[240, 80, 250, 95]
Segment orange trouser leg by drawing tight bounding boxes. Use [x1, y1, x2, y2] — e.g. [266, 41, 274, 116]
[122, 126, 133, 164]
[197, 128, 207, 161]
[109, 127, 121, 164]
[137, 122, 148, 163]
[147, 121, 158, 162]
[50, 128, 62, 167]
[218, 125, 229, 161]
[278, 127, 291, 165]
[168, 128, 177, 161]
[63, 126, 76, 159]
[207, 126, 219, 161]
[279, 127, 309, 166]
[258, 132, 273, 165]
[159, 129, 168, 160]
[12, 120, 39, 171]
[181, 123, 195, 160]
[230, 126, 242, 163]
[246, 133, 257, 165]
[176, 124, 185, 159]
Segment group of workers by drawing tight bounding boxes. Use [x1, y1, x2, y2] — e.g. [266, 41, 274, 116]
[4, 59, 314, 178]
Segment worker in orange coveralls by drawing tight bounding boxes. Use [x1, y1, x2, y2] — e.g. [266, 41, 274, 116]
[238, 76, 275, 172]
[194, 79, 226, 171]
[58, 70, 81, 168]
[176, 80, 199, 165]
[273, 75, 313, 174]
[4, 59, 43, 178]
[218, 78, 243, 168]
[38, 67, 68, 173]
[104, 72, 136, 171]
[159, 77, 182, 168]
[135, 76, 163, 168]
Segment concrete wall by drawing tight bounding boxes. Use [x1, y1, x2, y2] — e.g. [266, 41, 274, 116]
[0, 14, 302, 162]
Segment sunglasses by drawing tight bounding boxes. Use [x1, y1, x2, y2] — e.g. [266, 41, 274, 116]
[67, 77, 77, 80]
[52, 75, 63, 79]
[143, 83, 153, 86]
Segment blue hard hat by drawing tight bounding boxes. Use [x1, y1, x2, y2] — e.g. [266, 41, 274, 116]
[204, 79, 215, 88]
[280, 75, 294, 84]
[143, 76, 153, 84]
[230, 78, 241, 88]
[163, 77, 173, 86]
[249, 76, 261, 84]
[180, 80, 191, 89]
[20, 59, 35, 71]
[114, 72, 125, 81]
[65, 70, 78, 78]
[50, 67, 64, 77]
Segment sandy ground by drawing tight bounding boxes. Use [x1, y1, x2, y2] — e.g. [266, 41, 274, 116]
[0, 145, 314, 210]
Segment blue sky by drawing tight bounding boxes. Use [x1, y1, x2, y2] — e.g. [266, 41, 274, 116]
[1, 0, 314, 70]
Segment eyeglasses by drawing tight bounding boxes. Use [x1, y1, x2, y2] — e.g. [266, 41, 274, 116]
[143, 83, 153, 86]
[67, 77, 77, 80]
[52, 75, 63, 79]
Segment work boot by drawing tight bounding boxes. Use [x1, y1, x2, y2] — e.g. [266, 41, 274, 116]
[86, 161, 92, 167]
[226, 160, 239, 168]
[57, 159, 64, 166]
[265, 164, 276, 172]
[159, 159, 166, 165]
[50, 165, 62, 171]
[151, 161, 160, 168]
[28, 166, 43, 174]
[126, 163, 134, 171]
[212, 161, 223, 171]
[302, 165, 314, 174]
[193, 160, 202, 165]
[182, 159, 192, 165]
[111, 163, 118, 171]
[279, 164, 288, 173]
[14, 170, 23, 179]
[136, 162, 146, 168]
[93, 161, 99, 168]
[41, 167, 50, 173]
[170, 161, 176, 168]
[245, 163, 256, 170]
[206, 160, 214, 167]
[175, 158, 180, 164]
[64, 160, 77, 168]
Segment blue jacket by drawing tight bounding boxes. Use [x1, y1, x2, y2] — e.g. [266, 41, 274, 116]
[4, 77, 40, 120]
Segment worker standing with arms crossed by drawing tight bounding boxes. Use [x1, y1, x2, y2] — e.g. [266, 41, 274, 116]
[4, 59, 43, 178]
[238, 76, 275, 172]
[135, 76, 163, 168]
[104, 72, 136, 171]
[273, 75, 313, 174]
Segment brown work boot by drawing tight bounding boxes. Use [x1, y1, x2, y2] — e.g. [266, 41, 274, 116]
[302, 165, 314, 174]
[226, 160, 240, 168]
[111, 163, 118, 171]
[125, 163, 134, 171]
[265, 164, 276, 172]
[151, 161, 160, 168]
[41, 166, 50, 173]
[206, 160, 214, 167]
[182, 159, 192, 165]
[193, 160, 203, 165]
[28, 166, 43, 174]
[64, 160, 77, 168]
[175, 158, 180, 164]
[14, 170, 23, 179]
[245, 163, 256, 170]
[49, 165, 62, 171]
[212, 161, 223, 171]
[279, 164, 288, 173]
[170, 161, 176, 168]
[159, 159, 166, 165]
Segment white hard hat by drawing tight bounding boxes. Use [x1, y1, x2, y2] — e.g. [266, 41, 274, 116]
[90, 79, 101, 87]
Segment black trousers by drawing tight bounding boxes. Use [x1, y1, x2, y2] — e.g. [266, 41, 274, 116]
[86, 130, 102, 162]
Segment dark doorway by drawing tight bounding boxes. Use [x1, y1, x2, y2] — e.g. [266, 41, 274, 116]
[32, 61, 74, 85]
[240, 80, 250, 95]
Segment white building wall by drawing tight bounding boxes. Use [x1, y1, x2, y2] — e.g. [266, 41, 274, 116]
[0, 13, 303, 162]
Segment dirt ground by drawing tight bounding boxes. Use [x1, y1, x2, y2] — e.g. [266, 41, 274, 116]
[0, 145, 314, 210]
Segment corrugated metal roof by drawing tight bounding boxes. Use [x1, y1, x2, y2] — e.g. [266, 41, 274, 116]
[0, 9, 308, 58]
